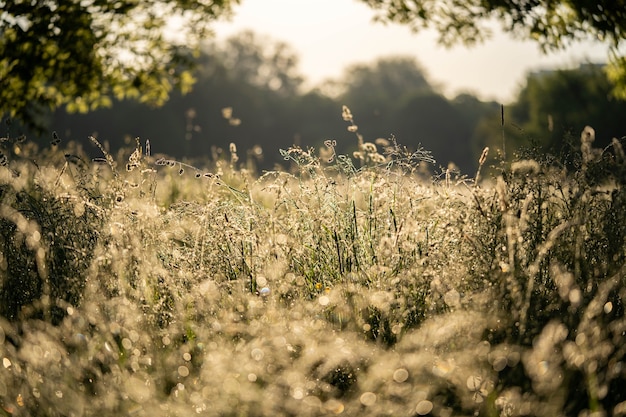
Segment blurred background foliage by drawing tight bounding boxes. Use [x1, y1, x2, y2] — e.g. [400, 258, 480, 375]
[3, 28, 626, 174]
[360, 0, 626, 99]
[0, 0, 239, 129]
[3, 0, 626, 174]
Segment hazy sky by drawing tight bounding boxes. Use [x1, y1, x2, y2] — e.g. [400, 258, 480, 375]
[212, 0, 610, 103]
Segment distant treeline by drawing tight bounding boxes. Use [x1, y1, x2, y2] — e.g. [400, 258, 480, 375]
[29, 32, 626, 174]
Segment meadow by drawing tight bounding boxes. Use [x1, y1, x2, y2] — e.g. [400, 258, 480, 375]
[0, 110, 625, 417]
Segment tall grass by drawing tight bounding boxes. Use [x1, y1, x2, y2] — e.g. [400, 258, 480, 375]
[0, 114, 625, 416]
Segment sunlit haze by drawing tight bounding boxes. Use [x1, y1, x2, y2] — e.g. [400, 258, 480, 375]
[212, 0, 610, 103]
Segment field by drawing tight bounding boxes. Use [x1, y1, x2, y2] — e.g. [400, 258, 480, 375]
[1, 115, 625, 417]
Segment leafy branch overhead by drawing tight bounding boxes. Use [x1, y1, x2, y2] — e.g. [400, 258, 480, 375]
[359, 0, 626, 98]
[0, 0, 238, 130]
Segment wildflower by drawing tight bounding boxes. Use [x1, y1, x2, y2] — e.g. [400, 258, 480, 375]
[415, 400, 433, 415]
[341, 105, 353, 122]
[478, 147, 489, 166]
[580, 125, 597, 165]
[221, 107, 233, 119]
[581, 125, 595, 144]
[511, 159, 540, 175]
[370, 153, 386, 164]
[374, 137, 390, 147]
[362, 142, 377, 154]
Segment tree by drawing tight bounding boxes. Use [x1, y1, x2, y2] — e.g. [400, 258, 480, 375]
[510, 63, 626, 152]
[202, 30, 304, 97]
[0, 0, 238, 130]
[332, 56, 434, 141]
[450, 93, 501, 161]
[336, 56, 433, 118]
[359, 0, 626, 98]
[332, 56, 491, 172]
[328, 56, 509, 172]
[49, 31, 338, 169]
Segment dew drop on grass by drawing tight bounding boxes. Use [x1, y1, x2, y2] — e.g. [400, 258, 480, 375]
[324, 399, 344, 414]
[72, 333, 87, 348]
[393, 368, 409, 383]
[291, 386, 304, 400]
[251, 348, 264, 361]
[129, 330, 139, 343]
[178, 366, 189, 377]
[360, 392, 376, 406]
[492, 356, 508, 372]
[507, 352, 521, 367]
[466, 375, 483, 391]
[415, 400, 433, 415]
[121, 338, 132, 350]
[303, 395, 322, 408]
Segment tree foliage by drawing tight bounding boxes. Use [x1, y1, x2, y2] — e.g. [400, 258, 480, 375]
[334, 56, 496, 172]
[510, 63, 626, 152]
[0, 0, 238, 130]
[333, 56, 433, 124]
[360, 0, 626, 97]
[48, 32, 341, 169]
[202, 30, 304, 97]
[468, 63, 626, 165]
[337, 57, 432, 102]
